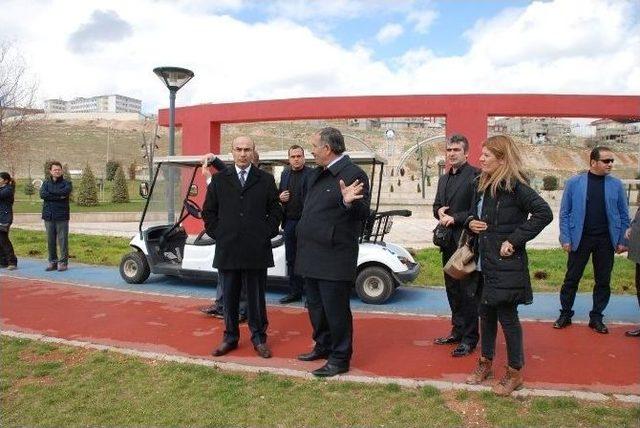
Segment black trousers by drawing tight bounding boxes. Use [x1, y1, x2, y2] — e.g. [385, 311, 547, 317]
[283, 219, 304, 296]
[304, 277, 353, 368]
[559, 234, 614, 321]
[0, 226, 17, 266]
[220, 269, 268, 346]
[475, 274, 524, 369]
[441, 246, 479, 347]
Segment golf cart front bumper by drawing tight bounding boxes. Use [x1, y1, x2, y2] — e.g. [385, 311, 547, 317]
[392, 261, 420, 284]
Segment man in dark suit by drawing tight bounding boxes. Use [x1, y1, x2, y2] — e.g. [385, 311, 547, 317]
[295, 127, 370, 377]
[202, 136, 283, 358]
[278, 144, 312, 304]
[432, 134, 480, 357]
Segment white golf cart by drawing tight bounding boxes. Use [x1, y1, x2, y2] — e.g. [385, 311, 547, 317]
[119, 151, 419, 304]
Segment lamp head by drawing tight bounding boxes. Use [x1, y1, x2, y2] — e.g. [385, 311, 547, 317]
[153, 66, 194, 91]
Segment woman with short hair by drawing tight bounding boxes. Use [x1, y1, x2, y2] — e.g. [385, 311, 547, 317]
[464, 135, 552, 396]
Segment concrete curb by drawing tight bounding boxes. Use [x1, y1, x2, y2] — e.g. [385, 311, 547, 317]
[3, 330, 637, 404]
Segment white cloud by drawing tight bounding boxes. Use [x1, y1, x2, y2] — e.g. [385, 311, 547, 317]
[407, 9, 437, 33]
[0, 0, 638, 115]
[376, 24, 404, 43]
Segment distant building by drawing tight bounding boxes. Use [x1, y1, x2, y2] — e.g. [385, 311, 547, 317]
[590, 118, 637, 142]
[492, 117, 570, 143]
[44, 94, 142, 114]
[348, 117, 445, 131]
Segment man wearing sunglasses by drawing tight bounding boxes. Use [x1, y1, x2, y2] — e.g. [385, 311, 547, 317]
[555, 146, 630, 334]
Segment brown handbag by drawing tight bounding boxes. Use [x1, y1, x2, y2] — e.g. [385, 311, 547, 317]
[443, 230, 476, 280]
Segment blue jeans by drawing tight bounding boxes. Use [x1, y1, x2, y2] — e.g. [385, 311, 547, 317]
[44, 220, 69, 264]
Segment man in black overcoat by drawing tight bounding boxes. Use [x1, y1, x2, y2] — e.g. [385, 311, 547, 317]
[202, 136, 283, 358]
[295, 127, 370, 377]
[278, 144, 312, 304]
[432, 134, 480, 357]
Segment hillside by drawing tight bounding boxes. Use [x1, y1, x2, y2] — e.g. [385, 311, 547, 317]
[1, 118, 637, 180]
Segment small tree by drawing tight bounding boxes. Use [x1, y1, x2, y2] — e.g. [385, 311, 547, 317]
[390, 184, 394, 193]
[76, 164, 99, 206]
[542, 175, 559, 191]
[417, 183, 421, 193]
[105, 160, 120, 181]
[128, 161, 137, 181]
[43, 159, 55, 180]
[111, 166, 130, 203]
[62, 163, 74, 202]
[24, 177, 35, 199]
[397, 178, 401, 187]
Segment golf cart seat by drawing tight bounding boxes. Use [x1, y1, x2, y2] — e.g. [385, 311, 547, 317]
[187, 230, 285, 248]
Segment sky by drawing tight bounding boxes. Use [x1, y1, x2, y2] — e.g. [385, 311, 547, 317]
[1, 0, 638, 113]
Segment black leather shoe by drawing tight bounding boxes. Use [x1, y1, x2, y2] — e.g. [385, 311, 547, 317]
[625, 328, 640, 337]
[200, 304, 219, 315]
[451, 343, 475, 357]
[553, 315, 572, 329]
[254, 343, 272, 359]
[212, 341, 237, 356]
[312, 363, 348, 377]
[297, 349, 330, 361]
[434, 335, 461, 345]
[279, 293, 302, 304]
[589, 319, 609, 334]
[45, 263, 58, 272]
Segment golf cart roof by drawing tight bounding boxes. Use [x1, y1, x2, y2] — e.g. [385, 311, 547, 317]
[153, 150, 387, 166]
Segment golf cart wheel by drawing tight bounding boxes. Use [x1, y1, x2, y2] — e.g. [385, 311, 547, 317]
[355, 266, 394, 304]
[120, 251, 150, 284]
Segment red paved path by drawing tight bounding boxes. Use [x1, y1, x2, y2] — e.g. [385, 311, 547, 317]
[1, 278, 638, 394]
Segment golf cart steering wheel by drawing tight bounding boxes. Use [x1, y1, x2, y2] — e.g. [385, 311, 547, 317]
[184, 199, 202, 219]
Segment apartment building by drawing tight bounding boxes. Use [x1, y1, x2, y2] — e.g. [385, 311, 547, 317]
[44, 94, 142, 113]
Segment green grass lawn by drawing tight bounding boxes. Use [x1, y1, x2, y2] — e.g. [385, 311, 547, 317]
[413, 247, 635, 294]
[8, 228, 636, 294]
[1, 337, 638, 427]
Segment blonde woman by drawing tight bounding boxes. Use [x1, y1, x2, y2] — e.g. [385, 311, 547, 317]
[464, 135, 552, 396]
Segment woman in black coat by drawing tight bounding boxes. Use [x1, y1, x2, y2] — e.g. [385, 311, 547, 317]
[464, 135, 552, 396]
[0, 172, 18, 270]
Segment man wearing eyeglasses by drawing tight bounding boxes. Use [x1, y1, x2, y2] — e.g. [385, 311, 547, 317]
[555, 146, 630, 334]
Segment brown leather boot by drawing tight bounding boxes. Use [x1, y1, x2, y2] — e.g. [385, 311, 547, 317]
[466, 356, 493, 384]
[492, 366, 523, 396]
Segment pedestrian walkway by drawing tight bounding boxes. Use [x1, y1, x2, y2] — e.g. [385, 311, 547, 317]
[1, 260, 639, 399]
[4, 259, 639, 323]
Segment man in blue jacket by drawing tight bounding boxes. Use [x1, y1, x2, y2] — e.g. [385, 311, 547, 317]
[40, 161, 73, 271]
[278, 144, 312, 304]
[555, 147, 630, 333]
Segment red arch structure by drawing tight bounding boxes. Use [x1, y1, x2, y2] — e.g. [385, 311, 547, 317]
[159, 94, 640, 163]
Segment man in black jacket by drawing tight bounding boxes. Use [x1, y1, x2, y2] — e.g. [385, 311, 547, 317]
[295, 127, 370, 377]
[40, 161, 72, 272]
[202, 136, 283, 358]
[278, 144, 312, 304]
[432, 134, 480, 357]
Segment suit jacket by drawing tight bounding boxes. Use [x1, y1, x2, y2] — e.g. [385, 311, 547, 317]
[433, 163, 479, 246]
[202, 165, 283, 270]
[279, 165, 312, 222]
[295, 155, 370, 282]
[559, 173, 630, 251]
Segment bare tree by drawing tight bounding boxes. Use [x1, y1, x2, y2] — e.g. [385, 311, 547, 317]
[0, 40, 39, 176]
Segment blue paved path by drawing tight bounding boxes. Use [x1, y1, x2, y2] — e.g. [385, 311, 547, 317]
[2, 258, 638, 324]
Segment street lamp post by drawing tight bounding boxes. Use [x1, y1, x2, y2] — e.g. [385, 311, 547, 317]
[153, 66, 194, 223]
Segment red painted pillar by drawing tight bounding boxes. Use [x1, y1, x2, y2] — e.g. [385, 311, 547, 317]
[445, 108, 488, 166]
[181, 120, 221, 155]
